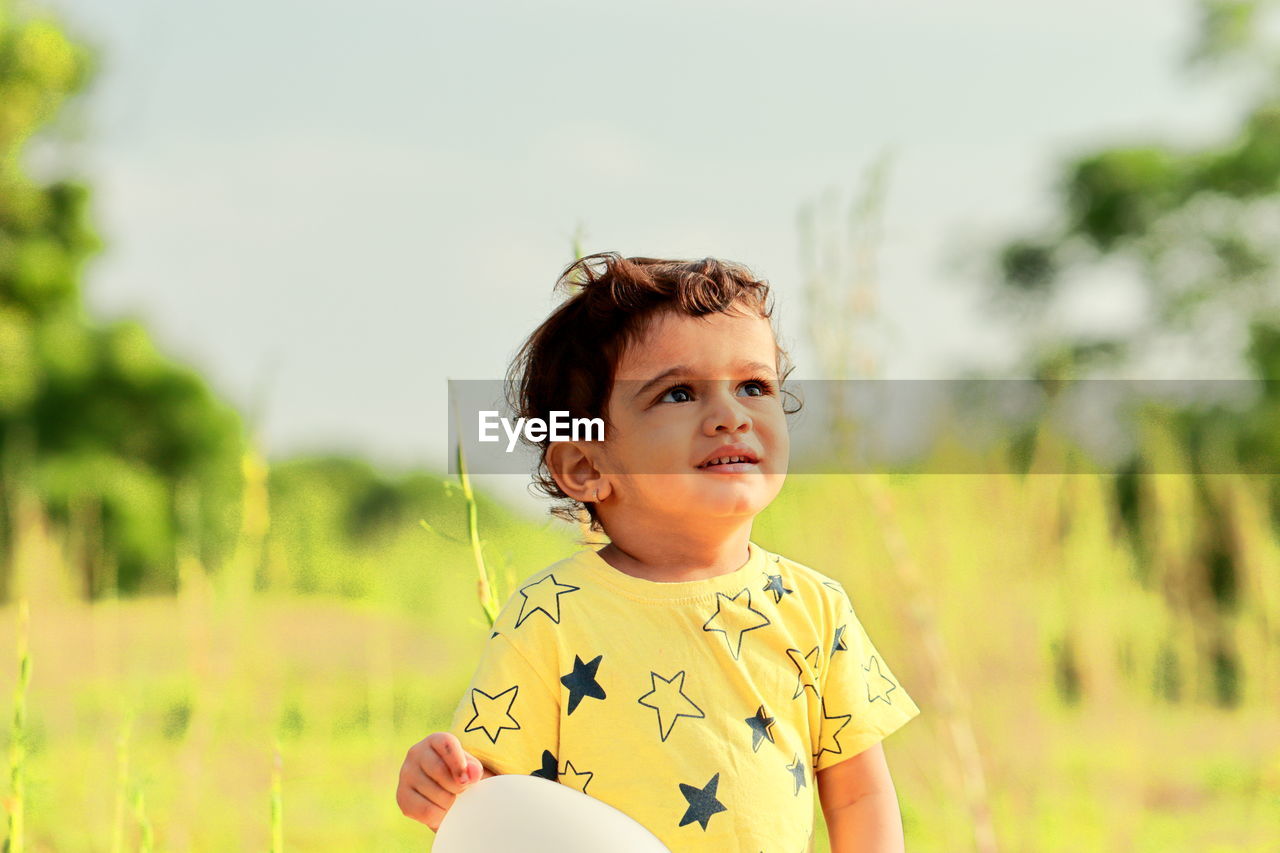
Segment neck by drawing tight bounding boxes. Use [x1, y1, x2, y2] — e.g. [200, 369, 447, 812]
[595, 521, 755, 582]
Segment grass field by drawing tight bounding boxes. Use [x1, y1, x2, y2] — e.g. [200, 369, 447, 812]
[2, 466, 1278, 851]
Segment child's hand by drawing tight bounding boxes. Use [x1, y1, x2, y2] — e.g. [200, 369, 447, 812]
[395, 732, 490, 831]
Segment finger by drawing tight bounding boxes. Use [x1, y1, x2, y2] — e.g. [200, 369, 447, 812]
[397, 763, 456, 819]
[396, 782, 448, 830]
[463, 753, 484, 784]
[428, 733, 473, 786]
[416, 769, 458, 811]
[416, 743, 472, 796]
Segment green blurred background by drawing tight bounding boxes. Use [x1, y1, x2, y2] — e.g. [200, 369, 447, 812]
[1, 0, 1279, 849]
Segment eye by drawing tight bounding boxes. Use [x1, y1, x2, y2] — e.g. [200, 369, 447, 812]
[658, 384, 694, 404]
[657, 378, 775, 404]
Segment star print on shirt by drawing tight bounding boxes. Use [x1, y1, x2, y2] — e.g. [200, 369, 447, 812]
[515, 573, 581, 628]
[637, 670, 706, 742]
[701, 588, 771, 660]
[813, 697, 852, 764]
[863, 655, 899, 704]
[786, 753, 808, 796]
[744, 705, 776, 751]
[561, 653, 606, 715]
[559, 760, 594, 794]
[463, 685, 521, 744]
[786, 646, 822, 700]
[762, 573, 793, 604]
[531, 749, 558, 781]
[830, 624, 848, 657]
[678, 772, 727, 830]
[822, 580, 856, 616]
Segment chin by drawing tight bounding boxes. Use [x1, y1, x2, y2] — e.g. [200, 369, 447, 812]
[698, 487, 774, 517]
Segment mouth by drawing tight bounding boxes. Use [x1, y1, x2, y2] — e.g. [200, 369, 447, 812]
[697, 460, 760, 475]
[696, 451, 762, 473]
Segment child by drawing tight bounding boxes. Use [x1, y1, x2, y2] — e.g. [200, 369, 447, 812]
[396, 253, 921, 851]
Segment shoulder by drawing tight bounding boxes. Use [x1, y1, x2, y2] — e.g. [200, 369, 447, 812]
[757, 545, 857, 618]
[487, 549, 596, 639]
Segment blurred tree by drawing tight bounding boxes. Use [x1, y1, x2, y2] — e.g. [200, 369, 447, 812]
[992, 0, 1280, 386]
[985, 0, 1280, 707]
[0, 0, 247, 598]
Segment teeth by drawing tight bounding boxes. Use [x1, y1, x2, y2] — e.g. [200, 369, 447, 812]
[705, 455, 752, 467]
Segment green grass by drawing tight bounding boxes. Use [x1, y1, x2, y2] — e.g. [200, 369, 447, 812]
[1, 470, 1278, 850]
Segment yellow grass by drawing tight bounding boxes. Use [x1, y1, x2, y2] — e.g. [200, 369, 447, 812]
[1, 466, 1278, 851]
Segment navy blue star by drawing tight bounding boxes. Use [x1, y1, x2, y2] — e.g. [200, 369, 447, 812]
[831, 624, 848, 657]
[560, 654, 606, 715]
[531, 749, 558, 781]
[762, 574, 793, 604]
[744, 705, 776, 751]
[786, 753, 807, 796]
[678, 772, 727, 830]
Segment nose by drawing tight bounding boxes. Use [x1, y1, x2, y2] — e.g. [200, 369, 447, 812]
[703, 385, 752, 435]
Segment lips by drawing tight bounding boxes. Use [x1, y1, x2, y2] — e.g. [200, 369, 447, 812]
[696, 444, 761, 468]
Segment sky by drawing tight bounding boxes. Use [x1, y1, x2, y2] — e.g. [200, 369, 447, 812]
[35, 0, 1252, 517]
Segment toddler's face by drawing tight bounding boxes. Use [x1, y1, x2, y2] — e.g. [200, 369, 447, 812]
[597, 307, 789, 529]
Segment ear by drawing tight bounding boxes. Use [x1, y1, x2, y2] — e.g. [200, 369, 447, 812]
[546, 440, 610, 503]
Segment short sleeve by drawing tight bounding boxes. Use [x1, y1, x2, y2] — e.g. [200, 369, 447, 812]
[448, 631, 562, 778]
[813, 584, 921, 772]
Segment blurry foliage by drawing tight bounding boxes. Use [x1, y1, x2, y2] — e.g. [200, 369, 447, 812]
[984, 0, 1280, 717]
[989, 0, 1280, 475]
[0, 0, 248, 597]
[263, 455, 572, 621]
[994, 0, 1280, 383]
[0, 0, 569, 606]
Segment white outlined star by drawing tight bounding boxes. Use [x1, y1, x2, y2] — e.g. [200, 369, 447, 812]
[637, 670, 705, 741]
[463, 685, 521, 744]
[702, 588, 771, 660]
[559, 760, 594, 794]
[786, 645, 822, 700]
[863, 655, 898, 704]
[813, 697, 852, 765]
[822, 580, 856, 616]
[515, 573, 581, 628]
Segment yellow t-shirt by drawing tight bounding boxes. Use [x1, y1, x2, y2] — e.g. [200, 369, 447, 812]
[448, 540, 921, 853]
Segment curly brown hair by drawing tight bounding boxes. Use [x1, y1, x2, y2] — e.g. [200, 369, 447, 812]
[504, 251, 801, 533]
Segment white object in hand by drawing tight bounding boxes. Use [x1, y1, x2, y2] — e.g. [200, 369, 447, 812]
[432, 774, 670, 852]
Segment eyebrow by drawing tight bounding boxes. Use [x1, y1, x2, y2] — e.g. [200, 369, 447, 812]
[631, 360, 778, 402]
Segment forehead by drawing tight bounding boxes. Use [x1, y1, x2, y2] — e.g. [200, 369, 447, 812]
[614, 309, 778, 379]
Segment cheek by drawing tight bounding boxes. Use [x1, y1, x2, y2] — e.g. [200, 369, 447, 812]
[761, 410, 790, 444]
